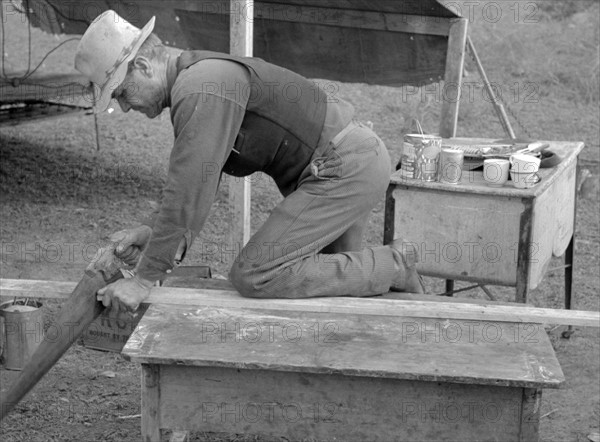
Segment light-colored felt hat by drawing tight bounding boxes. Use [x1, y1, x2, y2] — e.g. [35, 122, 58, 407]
[74, 10, 155, 113]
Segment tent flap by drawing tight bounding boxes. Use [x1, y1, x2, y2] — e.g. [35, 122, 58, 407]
[25, 0, 461, 86]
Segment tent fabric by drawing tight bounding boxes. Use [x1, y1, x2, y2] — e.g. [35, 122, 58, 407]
[258, 0, 460, 17]
[24, 0, 461, 86]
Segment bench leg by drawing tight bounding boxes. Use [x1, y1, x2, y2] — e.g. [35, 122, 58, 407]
[519, 388, 542, 441]
[142, 364, 161, 442]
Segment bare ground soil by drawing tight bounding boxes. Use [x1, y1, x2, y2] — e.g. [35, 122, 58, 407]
[1, 1, 599, 441]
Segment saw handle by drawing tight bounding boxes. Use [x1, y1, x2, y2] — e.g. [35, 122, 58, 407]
[96, 245, 139, 283]
[117, 244, 141, 264]
[102, 268, 126, 285]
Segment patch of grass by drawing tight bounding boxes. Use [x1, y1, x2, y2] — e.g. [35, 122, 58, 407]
[451, 1, 600, 141]
[536, 0, 598, 21]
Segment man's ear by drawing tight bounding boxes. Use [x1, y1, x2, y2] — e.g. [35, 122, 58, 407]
[132, 56, 153, 77]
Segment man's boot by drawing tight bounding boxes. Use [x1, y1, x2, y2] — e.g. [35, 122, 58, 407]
[389, 238, 425, 294]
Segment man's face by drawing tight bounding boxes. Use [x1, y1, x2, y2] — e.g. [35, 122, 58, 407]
[111, 59, 164, 118]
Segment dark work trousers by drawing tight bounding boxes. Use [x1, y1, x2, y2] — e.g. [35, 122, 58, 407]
[229, 120, 406, 298]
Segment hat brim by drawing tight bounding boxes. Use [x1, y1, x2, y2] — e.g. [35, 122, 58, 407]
[93, 16, 156, 113]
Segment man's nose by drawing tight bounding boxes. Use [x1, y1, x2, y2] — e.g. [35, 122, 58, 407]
[117, 97, 132, 113]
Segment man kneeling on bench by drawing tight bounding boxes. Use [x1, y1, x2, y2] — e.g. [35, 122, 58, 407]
[74, 11, 424, 313]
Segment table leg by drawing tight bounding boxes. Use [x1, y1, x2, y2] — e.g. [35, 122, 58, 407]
[515, 278, 529, 304]
[141, 364, 161, 442]
[516, 201, 534, 303]
[564, 157, 579, 311]
[562, 157, 579, 338]
[564, 235, 574, 311]
[561, 235, 576, 339]
[383, 185, 395, 246]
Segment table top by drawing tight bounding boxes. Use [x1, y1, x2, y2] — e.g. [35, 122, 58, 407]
[122, 303, 564, 389]
[390, 139, 585, 198]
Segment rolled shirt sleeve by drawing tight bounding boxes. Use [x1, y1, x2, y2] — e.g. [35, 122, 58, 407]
[135, 59, 250, 281]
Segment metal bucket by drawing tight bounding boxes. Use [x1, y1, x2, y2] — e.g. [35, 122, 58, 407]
[0, 300, 44, 370]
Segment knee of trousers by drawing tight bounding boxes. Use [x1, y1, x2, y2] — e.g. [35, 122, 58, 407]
[229, 261, 271, 298]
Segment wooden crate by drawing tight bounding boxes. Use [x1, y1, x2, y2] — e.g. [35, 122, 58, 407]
[82, 266, 211, 352]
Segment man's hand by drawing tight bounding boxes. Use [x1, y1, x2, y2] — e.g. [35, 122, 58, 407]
[97, 275, 154, 313]
[110, 226, 152, 265]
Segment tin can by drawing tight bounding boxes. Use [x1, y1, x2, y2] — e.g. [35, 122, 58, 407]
[0, 300, 43, 370]
[439, 147, 464, 184]
[398, 139, 418, 179]
[398, 134, 442, 181]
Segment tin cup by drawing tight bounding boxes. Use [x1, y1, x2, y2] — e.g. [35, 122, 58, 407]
[484, 159, 510, 187]
[439, 147, 464, 184]
[0, 300, 44, 370]
[510, 153, 541, 173]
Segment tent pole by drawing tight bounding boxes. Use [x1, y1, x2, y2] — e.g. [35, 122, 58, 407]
[467, 36, 516, 139]
[228, 0, 253, 252]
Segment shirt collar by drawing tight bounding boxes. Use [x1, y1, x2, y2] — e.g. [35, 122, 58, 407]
[165, 54, 179, 108]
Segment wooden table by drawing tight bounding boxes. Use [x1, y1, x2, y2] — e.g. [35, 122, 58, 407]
[384, 139, 585, 304]
[123, 302, 564, 441]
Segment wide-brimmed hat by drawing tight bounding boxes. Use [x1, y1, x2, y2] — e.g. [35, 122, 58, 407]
[74, 10, 155, 113]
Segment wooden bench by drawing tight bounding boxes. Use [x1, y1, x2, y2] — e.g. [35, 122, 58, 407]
[122, 299, 564, 441]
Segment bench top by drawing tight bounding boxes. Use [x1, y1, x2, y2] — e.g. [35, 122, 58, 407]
[122, 303, 564, 389]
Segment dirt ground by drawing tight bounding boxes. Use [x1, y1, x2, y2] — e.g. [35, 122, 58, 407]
[1, 1, 599, 441]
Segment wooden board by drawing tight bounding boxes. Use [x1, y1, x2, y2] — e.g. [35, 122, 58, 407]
[1, 278, 599, 327]
[123, 303, 564, 389]
[155, 364, 530, 442]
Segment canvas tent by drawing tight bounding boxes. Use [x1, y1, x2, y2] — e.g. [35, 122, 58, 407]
[4, 0, 468, 244]
[17, 0, 467, 136]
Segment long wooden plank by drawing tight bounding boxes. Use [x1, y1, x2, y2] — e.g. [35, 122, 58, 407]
[1, 279, 598, 327]
[0, 277, 522, 306]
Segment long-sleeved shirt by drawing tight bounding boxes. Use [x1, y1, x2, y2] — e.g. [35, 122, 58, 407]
[135, 57, 354, 282]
